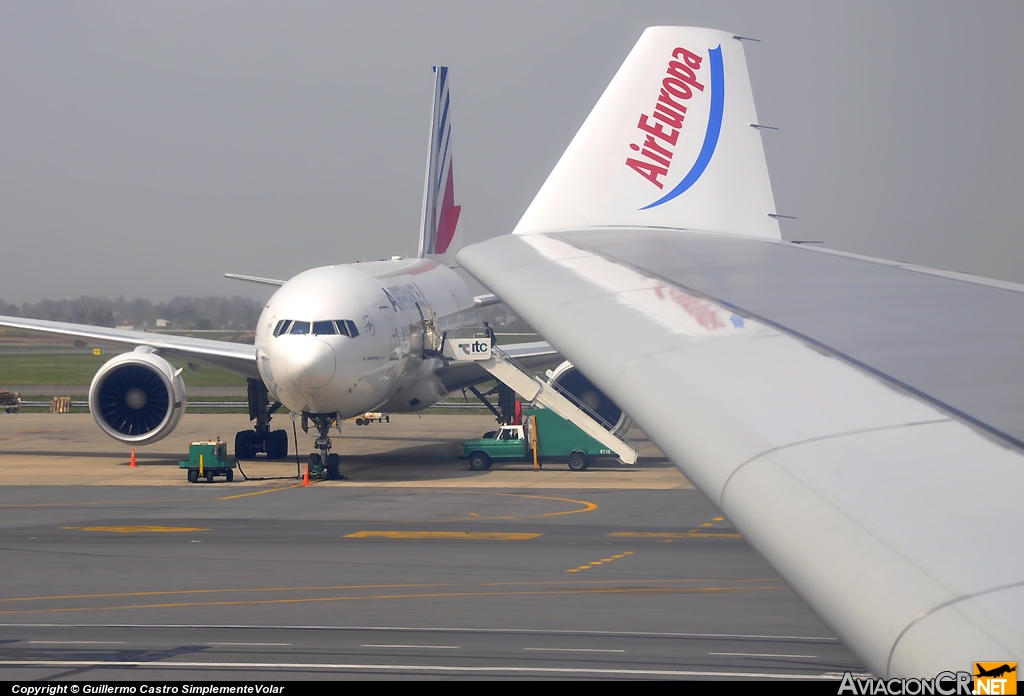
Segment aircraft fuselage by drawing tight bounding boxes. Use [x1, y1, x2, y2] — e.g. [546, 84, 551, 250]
[255, 258, 478, 417]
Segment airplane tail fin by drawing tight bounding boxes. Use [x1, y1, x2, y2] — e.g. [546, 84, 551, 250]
[417, 65, 464, 267]
[514, 27, 781, 240]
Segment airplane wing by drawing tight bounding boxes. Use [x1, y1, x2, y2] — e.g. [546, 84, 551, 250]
[458, 27, 1024, 677]
[224, 273, 287, 287]
[0, 315, 259, 379]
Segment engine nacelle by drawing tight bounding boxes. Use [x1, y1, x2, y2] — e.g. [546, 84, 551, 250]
[89, 347, 187, 445]
[546, 361, 631, 434]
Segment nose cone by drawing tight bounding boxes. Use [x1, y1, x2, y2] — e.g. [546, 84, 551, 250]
[284, 338, 336, 390]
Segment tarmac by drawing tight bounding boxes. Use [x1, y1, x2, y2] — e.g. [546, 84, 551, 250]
[0, 412, 865, 680]
[0, 413, 690, 488]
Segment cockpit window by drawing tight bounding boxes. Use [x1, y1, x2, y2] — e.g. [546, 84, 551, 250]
[313, 320, 336, 335]
[274, 319, 358, 338]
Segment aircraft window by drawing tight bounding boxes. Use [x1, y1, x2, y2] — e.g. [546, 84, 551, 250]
[333, 321, 350, 337]
[313, 320, 336, 335]
[346, 320, 360, 337]
[289, 321, 311, 335]
[275, 320, 293, 337]
[274, 320, 287, 337]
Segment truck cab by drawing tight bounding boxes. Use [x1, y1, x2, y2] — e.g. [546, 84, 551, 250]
[462, 424, 528, 470]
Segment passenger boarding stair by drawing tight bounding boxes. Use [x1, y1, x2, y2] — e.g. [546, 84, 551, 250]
[443, 333, 638, 464]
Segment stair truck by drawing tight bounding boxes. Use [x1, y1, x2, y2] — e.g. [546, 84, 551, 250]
[461, 407, 617, 471]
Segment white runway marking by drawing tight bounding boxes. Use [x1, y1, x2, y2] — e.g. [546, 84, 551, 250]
[208, 642, 291, 647]
[524, 647, 625, 653]
[28, 641, 125, 645]
[711, 652, 816, 659]
[362, 644, 459, 650]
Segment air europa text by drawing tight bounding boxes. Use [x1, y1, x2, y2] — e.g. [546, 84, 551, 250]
[626, 47, 704, 189]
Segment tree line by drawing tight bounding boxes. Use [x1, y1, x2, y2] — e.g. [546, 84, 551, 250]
[0, 296, 264, 331]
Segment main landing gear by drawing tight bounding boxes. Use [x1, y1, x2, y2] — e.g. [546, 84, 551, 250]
[234, 378, 289, 460]
[302, 412, 342, 480]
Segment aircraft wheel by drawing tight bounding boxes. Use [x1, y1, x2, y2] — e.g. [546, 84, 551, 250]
[326, 453, 341, 480]
[266, 429, 288, 459]
[235, 430, 258, 460]
[567, 452, 589, 471]
[468, 452, 491, 471]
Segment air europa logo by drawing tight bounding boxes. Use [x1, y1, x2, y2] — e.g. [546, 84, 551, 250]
[624, 44, 725, 210]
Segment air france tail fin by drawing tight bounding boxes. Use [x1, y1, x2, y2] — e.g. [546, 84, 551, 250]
[417, 65, 464, 267]
[514, 27, 780, 240]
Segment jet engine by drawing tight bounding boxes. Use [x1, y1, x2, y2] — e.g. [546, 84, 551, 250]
[546, 361, 631, 434]
[88, 347, 187, 445]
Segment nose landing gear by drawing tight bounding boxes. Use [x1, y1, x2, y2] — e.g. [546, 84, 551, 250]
[303, 412, 343, 481]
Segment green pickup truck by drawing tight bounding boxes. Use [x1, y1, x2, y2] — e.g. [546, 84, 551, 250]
[461, 408, 616, 471]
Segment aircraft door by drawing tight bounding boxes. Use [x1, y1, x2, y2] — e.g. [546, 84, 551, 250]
[377, 304, 400, 360]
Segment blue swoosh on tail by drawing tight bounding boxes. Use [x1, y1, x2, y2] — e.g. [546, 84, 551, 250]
[642, 45, 724, 210]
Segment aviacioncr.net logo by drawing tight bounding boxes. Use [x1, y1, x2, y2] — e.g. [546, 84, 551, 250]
[838, 671, 974, 695]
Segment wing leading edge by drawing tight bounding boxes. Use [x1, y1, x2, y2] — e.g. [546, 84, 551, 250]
[0, 315, 259, 379]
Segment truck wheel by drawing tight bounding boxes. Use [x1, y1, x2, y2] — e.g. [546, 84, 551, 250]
[225, 469, 234, 482]
[468, 452, 491, 471]
[188, 469, 198, 484]
[568, 452, 589, 471]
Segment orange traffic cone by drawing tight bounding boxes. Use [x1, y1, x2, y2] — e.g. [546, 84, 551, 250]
[302, 463, 310, 486]
[129, 449, 137, 468]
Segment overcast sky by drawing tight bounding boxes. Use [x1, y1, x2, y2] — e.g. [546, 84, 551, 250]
[2, 1, 1022, 303]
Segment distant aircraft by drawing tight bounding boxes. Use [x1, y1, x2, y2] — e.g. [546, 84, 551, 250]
[0, 66, 568, 475]
[457, 26, 1024, 677]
